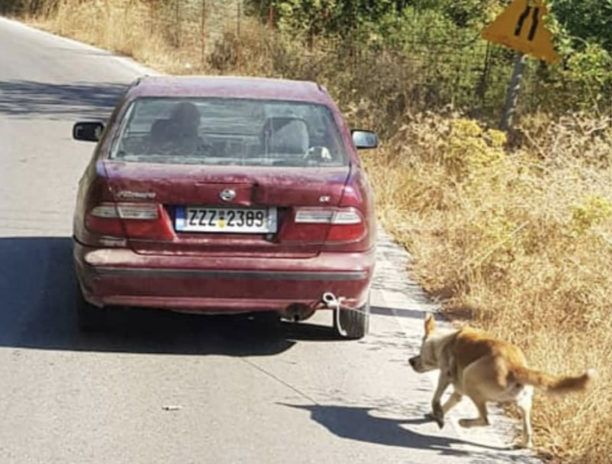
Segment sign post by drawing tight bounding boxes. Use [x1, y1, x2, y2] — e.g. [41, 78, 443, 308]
[481, 0, 558, 131]
[500, 53, 527, 131]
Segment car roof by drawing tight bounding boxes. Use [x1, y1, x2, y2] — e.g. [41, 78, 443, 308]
[127, 76, 334, 105]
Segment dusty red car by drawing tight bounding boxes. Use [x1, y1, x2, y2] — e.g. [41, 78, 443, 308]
[72, 76, 378, 338]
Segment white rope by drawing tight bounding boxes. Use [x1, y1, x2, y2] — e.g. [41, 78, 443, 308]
[322, 292, 348, 337]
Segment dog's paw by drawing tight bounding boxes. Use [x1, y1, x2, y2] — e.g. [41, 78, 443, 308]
[431, 403, 444, 428]
[425, 412, 444, 428]
[458, 418, 470, 428]
[512, 438, 533, 449]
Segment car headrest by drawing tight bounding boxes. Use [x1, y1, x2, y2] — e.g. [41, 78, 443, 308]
[149, 119, 172, 144]
[263, 117, 309, 155]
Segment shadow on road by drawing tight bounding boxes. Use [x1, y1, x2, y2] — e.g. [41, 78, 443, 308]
[370, 305, 424, 319]
[282, 403, 529, 462]
[0, 80, 126, 119]
[0, 236, 350, 356]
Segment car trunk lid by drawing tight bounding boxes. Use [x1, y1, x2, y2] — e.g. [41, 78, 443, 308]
[102, 161, 351, 257]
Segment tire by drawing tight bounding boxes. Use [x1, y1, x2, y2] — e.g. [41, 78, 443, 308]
[75, 283, 107, 332]
[335, 295, 370, 340]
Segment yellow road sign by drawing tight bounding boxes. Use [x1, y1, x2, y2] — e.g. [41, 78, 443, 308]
[482, 0, 559, 63]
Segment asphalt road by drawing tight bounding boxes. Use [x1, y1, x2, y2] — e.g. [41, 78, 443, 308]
[0, 17, 537, 464]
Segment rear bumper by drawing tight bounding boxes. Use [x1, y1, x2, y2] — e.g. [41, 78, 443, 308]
[73, 241, 375, 313]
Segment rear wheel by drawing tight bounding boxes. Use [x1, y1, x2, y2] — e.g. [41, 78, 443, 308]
[335, 295, 370, 340]
[75, 283, 107, 332]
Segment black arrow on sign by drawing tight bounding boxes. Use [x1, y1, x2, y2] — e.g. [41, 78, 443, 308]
[514, 5, 531, 36]
[515, 4, 540, 41]
[528, 7, 540, 41]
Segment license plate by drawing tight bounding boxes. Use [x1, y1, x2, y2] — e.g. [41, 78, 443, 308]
[175, 206, 277, 233]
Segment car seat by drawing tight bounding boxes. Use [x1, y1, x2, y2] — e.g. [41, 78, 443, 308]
[262, 117, 309, 157]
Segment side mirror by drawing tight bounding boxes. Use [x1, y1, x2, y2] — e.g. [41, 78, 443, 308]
[73, 122, 105, 142]
[351, 130, 378, 149]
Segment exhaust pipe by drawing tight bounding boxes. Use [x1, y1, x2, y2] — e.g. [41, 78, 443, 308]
[282, 303, 316, 322]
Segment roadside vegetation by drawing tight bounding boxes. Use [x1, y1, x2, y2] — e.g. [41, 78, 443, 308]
[2, 0, 610, 461]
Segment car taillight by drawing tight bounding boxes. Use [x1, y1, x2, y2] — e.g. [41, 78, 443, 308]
[294, 207, 366, 243]
[90, 203, 159, 220]
[86, 202, 173, 241]
[86, 203, 124, 237]
[295, 209, 361, 225]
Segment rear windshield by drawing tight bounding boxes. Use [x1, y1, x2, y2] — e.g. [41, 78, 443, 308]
[110, 97, 348, 167]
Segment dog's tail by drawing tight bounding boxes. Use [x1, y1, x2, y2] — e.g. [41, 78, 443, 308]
[510, 366, 595, 394]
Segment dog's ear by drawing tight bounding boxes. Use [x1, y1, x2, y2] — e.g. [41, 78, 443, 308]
[425, 313, 436, 336]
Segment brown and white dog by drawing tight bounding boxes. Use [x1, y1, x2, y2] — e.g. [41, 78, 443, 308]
[409, 314, 594, 448]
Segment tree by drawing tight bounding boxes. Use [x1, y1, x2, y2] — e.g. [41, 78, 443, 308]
[551, 0, 612, 52]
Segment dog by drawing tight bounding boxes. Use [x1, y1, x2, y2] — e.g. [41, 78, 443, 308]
[408, 313, 594, 448]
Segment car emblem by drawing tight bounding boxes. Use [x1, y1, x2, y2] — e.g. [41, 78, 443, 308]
[219, 188, 236, 202]
[117, 190, 156, 200]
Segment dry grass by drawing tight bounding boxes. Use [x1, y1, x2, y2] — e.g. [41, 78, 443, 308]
[25, 0, 278, 77]
[17, 1, 612, 461]
[25, 0, 175, 70]
[362, 113, 611, 463]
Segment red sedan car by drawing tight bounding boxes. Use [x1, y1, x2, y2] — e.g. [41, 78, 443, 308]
[72, 76, 378, 338]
